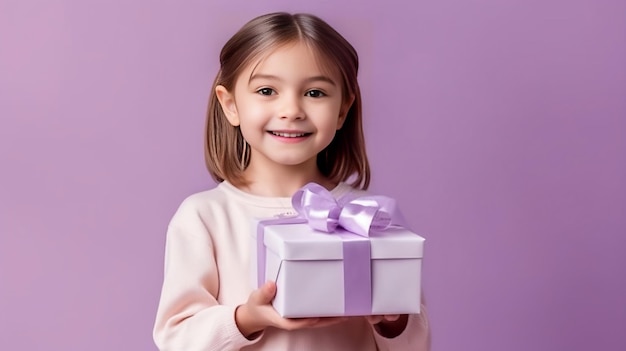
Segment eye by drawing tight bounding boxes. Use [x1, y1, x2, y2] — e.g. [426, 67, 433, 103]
[305, 89, 326, 98]
[257, 88, 275, 96]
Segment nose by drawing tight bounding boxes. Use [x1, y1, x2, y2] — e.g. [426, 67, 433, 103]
[278, 93, 305, 120]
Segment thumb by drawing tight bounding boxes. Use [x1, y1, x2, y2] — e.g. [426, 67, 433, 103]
[253, 281, 276, 305]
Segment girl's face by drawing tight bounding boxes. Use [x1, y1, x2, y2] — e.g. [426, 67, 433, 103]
[216, 41, 353, 175]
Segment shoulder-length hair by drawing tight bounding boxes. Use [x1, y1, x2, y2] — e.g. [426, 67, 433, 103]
[205, 12, 370, 190]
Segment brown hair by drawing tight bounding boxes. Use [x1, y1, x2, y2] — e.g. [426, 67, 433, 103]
[204, 12, 370, 189]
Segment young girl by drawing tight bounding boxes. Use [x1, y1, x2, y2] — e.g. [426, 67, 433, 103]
[153, 12, 430, 351]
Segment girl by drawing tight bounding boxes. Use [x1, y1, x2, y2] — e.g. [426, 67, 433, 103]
[153, 12, 430, 351]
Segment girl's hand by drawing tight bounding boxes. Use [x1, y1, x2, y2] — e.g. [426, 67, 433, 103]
[364, 314, 400, 325]
[235, 281, 346, 339]
[365, 314, 409, 338]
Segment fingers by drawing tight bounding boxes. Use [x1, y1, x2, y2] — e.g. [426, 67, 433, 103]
[383, 314, 400, 322]
[309, 317, 349, 329]
[276, 317, 348, 331]
[364, 315, 382, 324]
[274, 317, 321, 331]
[365, 315, 400, 325]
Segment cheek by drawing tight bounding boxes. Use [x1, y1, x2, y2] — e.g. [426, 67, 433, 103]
[309, 99, 341, 115]
[237, 106, 268, 139]
[322, 117, 340, 132]
[319, 103, 343, 126]
[239, 123, 261, 145]
[237, 99, 265, 122]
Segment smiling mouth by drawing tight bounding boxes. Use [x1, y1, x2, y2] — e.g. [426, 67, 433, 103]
[269, 131, 312, 138]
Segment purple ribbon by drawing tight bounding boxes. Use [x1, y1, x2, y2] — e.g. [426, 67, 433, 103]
[291, 183, 398, 236]
[256, 183, 400, 315]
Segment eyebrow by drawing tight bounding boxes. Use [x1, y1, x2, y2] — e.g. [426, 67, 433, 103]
[249, 74, 337, 86]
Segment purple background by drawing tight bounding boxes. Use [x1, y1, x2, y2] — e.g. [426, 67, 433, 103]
[1, 0, 625, 350]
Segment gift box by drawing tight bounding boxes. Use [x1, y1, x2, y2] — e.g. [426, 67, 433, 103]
[250, 183, 425, 318]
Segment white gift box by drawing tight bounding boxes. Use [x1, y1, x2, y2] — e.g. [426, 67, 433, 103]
[251, 219, 425, 318]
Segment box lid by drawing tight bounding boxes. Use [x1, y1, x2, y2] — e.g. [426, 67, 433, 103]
[260, 223, 424, 261]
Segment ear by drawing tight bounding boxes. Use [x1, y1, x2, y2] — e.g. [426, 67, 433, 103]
[337, 94, 355, 130]
[215, 85, 240, 126]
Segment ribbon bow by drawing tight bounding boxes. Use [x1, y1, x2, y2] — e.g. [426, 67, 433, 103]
[292, 183, 398, 237]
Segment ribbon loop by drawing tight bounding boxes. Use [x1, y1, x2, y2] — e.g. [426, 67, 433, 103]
[292, 183, 397, 237]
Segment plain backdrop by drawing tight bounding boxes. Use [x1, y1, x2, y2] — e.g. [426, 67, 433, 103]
[1, 0, 625, 350]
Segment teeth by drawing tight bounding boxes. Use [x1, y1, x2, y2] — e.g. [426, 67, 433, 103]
[272, 131, 307, 138]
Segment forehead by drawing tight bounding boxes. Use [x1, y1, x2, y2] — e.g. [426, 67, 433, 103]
[243, 41, 341, 82]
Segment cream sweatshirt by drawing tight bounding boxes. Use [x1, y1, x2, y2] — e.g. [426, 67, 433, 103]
[153, 181, 430, 351]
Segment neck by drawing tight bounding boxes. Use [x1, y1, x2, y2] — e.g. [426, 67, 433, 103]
[241, 159, 336, 197]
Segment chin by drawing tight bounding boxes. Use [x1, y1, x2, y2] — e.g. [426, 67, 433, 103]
[278, 160, 309, 166]
[272, 156, 317, 167]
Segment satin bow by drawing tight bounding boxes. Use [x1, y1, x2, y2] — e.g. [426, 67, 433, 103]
[291, 183, 398, 237]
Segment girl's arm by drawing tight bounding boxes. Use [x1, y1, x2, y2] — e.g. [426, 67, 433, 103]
[153, 222, 259, 351]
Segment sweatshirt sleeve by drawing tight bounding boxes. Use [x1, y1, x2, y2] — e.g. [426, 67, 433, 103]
[372, 299, 431, 351]
[153, 218, 260, 351]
